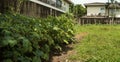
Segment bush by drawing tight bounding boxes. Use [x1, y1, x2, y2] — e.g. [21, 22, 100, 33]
[0, 14, 75, 62]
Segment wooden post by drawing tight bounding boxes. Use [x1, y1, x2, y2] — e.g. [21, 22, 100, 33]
[87, 19, 88, 24]
[79, 18, 81, 24]
[50, 8, 52, 16]
[39, 5, 41, 17]
[94, 19, 96, 24]
[83, 19, 85, 25]
[99, 19, 100, 24]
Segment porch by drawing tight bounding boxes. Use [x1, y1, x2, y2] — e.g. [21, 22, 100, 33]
[78, 17, 120, 25]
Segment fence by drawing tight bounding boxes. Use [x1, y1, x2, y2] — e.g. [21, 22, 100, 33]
[78, 17, 120, 25]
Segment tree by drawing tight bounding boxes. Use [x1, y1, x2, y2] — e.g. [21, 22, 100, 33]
[108, 0, 118, 24]
[70, 4, 86, 18]
[110, 0, 115, 3]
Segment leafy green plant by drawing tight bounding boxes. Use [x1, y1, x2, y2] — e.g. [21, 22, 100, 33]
[0, 13, 75, 62]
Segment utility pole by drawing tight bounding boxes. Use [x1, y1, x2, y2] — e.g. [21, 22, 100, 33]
[108, 0, 110, 17]
[111, 0, 115, 24]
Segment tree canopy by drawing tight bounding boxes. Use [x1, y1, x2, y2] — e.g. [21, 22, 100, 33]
[70, 4, 86, 18]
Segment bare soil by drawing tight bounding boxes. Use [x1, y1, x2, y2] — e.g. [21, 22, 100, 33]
[50, 32, 88, 62]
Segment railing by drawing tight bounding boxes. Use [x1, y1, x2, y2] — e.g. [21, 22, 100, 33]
[38, 0, 63, 10]
[77, 17, 120, 25]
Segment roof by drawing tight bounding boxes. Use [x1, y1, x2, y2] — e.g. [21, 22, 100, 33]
[84, 2, 106, 6]
[108, 3, 120, 9]
[64, 0, 73, 4]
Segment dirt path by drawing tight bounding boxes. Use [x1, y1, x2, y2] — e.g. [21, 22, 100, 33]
[50, 44, 75, 62]
[50, 32, 88, 62]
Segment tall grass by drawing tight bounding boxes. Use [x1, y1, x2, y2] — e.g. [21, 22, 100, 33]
[70, 24, 120, 62]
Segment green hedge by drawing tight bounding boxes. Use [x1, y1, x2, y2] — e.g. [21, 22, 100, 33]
[0, 14, 75, 62]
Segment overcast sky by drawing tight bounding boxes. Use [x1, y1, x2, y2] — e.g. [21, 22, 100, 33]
[71, 0, 120, 4]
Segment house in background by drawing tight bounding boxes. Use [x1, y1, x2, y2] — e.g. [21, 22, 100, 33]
[84, 2, 106, 16]
[84, 2, 120, 17]
[108, 3, 120, 17]
[0, 0, 73, 18]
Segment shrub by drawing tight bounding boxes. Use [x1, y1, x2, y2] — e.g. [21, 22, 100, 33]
[0, 13, 75, 62]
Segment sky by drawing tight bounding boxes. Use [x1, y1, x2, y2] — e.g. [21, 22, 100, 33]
[71, 0, 120, 4]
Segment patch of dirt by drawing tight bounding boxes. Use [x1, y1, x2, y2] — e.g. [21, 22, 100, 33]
[50, 44, 75, 62]
[50, 32, 88, 62]
[74, 32, 88, 41]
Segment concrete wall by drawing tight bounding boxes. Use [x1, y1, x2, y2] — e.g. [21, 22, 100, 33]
[87, 6, 106, 16]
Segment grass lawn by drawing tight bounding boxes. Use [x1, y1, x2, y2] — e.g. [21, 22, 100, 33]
[69, 24, 120, 62]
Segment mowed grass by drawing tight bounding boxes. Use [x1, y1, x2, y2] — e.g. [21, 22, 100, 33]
[69, 24, 120, 62]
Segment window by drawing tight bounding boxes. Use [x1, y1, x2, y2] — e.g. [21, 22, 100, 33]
[56, 0, 62, 8]
[100, 8, 104, 10]
[100, 7, 105, 13]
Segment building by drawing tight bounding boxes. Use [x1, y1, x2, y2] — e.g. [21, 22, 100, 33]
[0, 0, 73, 18]
[21, 0, 73, 17]
[84, 2, 120, 17]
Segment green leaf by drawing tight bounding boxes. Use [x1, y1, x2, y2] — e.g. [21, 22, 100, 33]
[3, 59, 13, 62]
[42, 53, 49, 60]
[2, 30, 11, 36]
[64, 40, 69, 44]
[18, 37, 32, 52]
[18, 56, 31, 62]
[2, 36, 17, 47]
[33, 50, 44, 57]
[8, 40, 17, 47]
[53, 26, 60, 30]
[55, 44, 62, 51]
[68, 29, 74, 34]
[32, 56, 41, 62]
[22, 38, 32, 52]
[30, 32, 40, 39]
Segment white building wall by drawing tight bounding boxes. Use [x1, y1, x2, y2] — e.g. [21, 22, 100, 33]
[108, 9, 120, 17]
[61, 0, 70, 12]
[65, 3, 69, 12]
[115, 9, 120, 17]
[87, 6, 106, 16]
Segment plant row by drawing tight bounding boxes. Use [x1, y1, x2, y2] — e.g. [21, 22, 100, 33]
[0, 14, 75, 62]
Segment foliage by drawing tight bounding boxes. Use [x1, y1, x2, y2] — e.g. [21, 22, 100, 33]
[110, 0, 115, 3]
[69, 25, 120, 62]
[0, 0, 28, 14]
[0, 13, 75, 62]
[70, 4, 86, 17]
